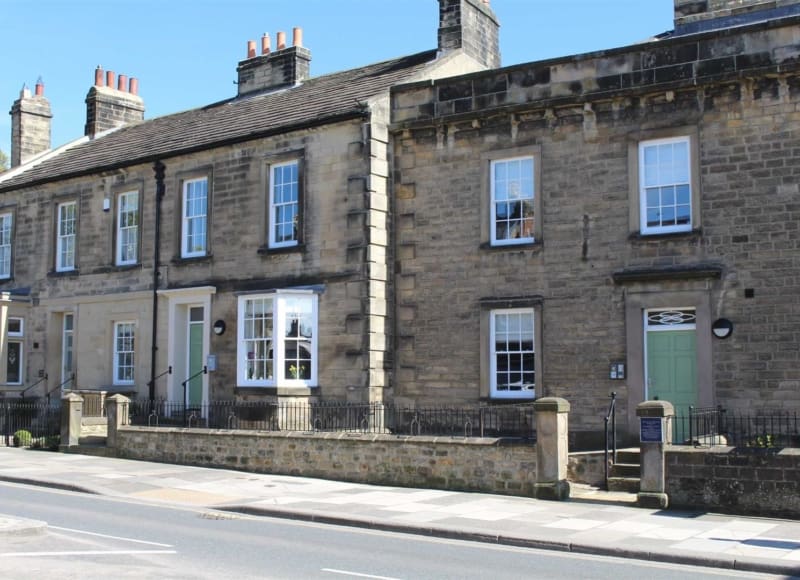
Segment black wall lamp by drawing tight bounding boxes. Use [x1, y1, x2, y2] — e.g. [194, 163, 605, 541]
[712, 318, 733, 339]
[213, 320, 226, 336]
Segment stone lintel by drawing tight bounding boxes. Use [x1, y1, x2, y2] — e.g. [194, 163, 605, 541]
[613, 263, 723, 283]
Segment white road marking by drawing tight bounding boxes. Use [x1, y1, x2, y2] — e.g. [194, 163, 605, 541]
[322, 569, 403, 580]
[2, 549, 176, 558]
[48, 525, 173, 547]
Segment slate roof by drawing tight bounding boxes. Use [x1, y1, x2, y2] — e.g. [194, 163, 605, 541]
[0, 50, 438, 192]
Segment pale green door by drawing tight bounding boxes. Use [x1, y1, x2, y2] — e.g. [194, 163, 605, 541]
[188, 307, 204, 407]
[646, 329, 697, 410]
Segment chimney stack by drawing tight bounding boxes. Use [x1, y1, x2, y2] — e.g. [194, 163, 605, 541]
[9, 77, 52, 168]
[85, 66, 145, 138]
[236, 26, 311, 96]
[437, 0, 500, 68]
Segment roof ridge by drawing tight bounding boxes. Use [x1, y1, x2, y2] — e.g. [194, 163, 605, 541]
[0, 49, 440, 192]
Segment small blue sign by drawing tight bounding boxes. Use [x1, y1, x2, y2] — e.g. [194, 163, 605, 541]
[640, 417, 664, 443]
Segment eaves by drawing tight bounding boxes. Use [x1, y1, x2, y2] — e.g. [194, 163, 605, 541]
[0, 109, 370, 194]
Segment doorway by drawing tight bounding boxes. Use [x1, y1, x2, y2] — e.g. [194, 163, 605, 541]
[187, 306, 204, 407]
[644, 309, 698, 411]
[61, 313, 74, 391]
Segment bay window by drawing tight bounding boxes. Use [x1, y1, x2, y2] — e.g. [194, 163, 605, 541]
[237, 291, 317, 387]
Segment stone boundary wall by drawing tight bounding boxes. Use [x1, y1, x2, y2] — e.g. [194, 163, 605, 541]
[666, 446, 800, 518]
[115, 426, 538, 496]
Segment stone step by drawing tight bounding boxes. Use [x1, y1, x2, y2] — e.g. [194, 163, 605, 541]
[610, 462, 640, 478]
[570, 483, 638, 506]
[607, 476, 640, 493]
[80, 424, 108, 437]
[65, 444, 113, 457]
[615, 449, 641, 464]
[78, 435, 107, 446]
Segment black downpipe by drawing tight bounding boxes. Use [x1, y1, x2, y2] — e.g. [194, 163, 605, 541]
[149, 161, 166, 401]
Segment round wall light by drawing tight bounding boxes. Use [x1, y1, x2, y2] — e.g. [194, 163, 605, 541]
[711, 318, 733, 339]
[213, 320, 226, 336]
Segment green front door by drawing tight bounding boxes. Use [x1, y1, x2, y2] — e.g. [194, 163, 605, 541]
[646, 329, 697, 410]
[187, 307, 204, 407]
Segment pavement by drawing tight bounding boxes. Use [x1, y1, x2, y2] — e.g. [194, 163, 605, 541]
[0, 447, 799, 577]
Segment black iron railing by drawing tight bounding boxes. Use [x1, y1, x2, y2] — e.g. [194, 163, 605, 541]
[127, 399, 537, 439]
[20, 373, 48, 399]
[604, 392, 617, 489]
[672, 407, 799, 448]
[46, 373, 75, 404]
[1, 399, 61, 448]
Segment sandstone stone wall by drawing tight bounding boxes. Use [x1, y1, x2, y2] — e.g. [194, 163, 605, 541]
[116, 426, 538, 496]
[390, 16, 800, 436]
[567, 450, 608, 487]
[666, 446, 800, 517]
[2, 119, 376, 400]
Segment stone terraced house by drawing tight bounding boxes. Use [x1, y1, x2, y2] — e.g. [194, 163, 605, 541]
[0, 0, 499, 411]
[390, 0, 800, 443]
[1, 0, 798, 445]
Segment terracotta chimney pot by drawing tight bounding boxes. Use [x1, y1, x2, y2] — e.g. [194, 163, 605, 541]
[106, 70, 116, 90]
[247, 40, 256, 58]
[129, 77, 139, 95]
[95, 66, 104, 87]
[293, 27, 302, 47]
[118, 74, 127, 92]
[261, 33, 270, 55]
[276, 31, 286, 50]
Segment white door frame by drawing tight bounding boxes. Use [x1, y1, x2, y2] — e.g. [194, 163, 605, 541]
[157, 286, 215, 404]
[61, 312, 74, 390]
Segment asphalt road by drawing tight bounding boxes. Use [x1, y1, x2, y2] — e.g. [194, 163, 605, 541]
[0, 482, 787, 580]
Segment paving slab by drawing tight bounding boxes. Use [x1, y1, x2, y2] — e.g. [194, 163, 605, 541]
[0, 447, 798, 577]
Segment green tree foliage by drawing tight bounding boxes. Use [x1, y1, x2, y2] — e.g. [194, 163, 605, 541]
[0, 149, 8, 172]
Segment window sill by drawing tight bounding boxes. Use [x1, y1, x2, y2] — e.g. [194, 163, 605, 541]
[48, 269, 80, 278]
[480, 396, 537, 404]
[235, 385, 317, 397]
[172, 254, 213, 266]
[95, 384, 137, 394]
[480, 240, 543, 253]
[258, 243, 305, 256]
[628, 229, 702, 243]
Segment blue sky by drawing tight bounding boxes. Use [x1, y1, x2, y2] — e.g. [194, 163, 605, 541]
[1, 0, 674, 159]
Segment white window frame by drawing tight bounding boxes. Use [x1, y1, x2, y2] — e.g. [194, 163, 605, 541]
[56, 201, 77, 272]
[489, 308, 536, 399]
[639, 136, 692, 235]
[181, 177, 208, 258]
[490, 156, 535, 246]
[116, 190, 139, 266]
[6, 316, 23, 385]
[113, 321, 135, 386]
[268, 160, 300, 249]
[237, 291, 318, 388]
[0, 212, 12, 279]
